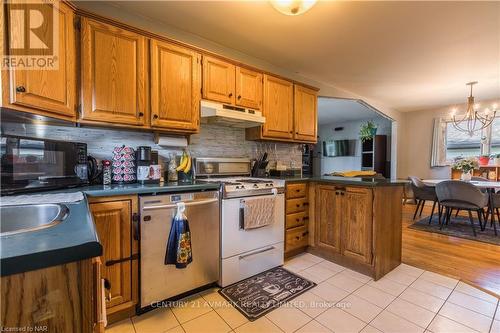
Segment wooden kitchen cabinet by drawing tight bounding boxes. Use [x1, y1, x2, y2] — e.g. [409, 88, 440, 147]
[150, 39, 201, 132]
[261, 75, 294, 140]
[1, 1, 76, 120]
[81, 18, 147, 126]
[235, 67, 262, 109]
[285, 182, 310, 257]
[316, 185, 341, 254]
[341, 188, 373, 264]
[89, 195, 138, 323]
[294, 84, 318, 142]
[202, 55, 235, 104]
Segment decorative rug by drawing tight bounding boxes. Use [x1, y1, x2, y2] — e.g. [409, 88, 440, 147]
[409, 215, 499, 245]
[218, 267, 316, 321]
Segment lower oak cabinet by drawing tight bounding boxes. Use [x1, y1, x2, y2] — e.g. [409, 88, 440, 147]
[89, 195, 139, 324]
[1, 258, 104, 333]
[284, 182, 309, 258]
[310, 183, 403, 280]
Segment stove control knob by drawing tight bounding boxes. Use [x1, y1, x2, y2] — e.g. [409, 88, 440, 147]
[253, 184, 259, 188]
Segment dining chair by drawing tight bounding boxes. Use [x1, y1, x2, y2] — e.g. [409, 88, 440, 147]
[485, 192, 499, 236]
[436, 180, 488, 237]
[409, 176, 439, 223]
[454, 176, 490, 217]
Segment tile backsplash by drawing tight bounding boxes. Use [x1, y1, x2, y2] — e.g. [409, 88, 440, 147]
[1, 122, 302, 169]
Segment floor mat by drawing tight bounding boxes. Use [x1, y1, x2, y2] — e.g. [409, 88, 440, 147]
[218, 267, 316, 321]
[409, 215, 499, 245]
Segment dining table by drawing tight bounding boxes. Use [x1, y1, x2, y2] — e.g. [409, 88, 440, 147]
[423, 179, 499, 235]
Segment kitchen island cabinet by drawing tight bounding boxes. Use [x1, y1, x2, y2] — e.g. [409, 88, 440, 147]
[307, 179, 404, 280]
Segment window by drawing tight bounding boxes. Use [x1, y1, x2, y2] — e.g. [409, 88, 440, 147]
[489, 117, 500, 156]
[445, 122, 482, 160]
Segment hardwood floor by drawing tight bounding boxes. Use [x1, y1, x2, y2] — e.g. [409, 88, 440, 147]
[402, 203, 500, 297]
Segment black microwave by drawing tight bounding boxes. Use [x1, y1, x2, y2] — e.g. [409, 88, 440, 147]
[1, 135, 89, 195]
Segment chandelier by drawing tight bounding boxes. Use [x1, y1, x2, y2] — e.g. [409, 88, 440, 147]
[451, 82, 497, 137]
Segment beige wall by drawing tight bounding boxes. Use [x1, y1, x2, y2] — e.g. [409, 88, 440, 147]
[398, 98, 500, 179]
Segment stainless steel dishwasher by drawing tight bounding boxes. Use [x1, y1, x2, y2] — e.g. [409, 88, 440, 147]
[139, 190, 220, 310]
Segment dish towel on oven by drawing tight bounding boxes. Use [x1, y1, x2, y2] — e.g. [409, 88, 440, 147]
[165, 202, 193, 268]
[242, 196, 276, 230]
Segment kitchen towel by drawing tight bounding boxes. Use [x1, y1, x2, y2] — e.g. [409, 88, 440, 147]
[165, 202, 193, 268]
[241, 196, 275, 230]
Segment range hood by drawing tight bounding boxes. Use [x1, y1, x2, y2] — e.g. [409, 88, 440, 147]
[200, 100, 265, 128]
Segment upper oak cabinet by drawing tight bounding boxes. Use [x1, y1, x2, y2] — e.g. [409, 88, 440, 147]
[202, 56, 235, 105]
[81, 18, 147, 126]
[2, 1, 76, 120]
[261, 74, 294, 140]
[150, 40, 201, 132]
[235, 67, 262, 109]
[294, 84, 318, 142]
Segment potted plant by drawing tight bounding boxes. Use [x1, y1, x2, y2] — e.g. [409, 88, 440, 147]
[478, 155, 491, 166]
[359, 121, 378, 143]
[494, 154, 500, 165]
[452, 157, 479, 181]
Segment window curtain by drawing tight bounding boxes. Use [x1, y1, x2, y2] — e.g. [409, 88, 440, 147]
[430, 117, 448, 167]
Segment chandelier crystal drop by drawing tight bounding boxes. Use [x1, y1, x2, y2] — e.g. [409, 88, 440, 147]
[451, 82, 497, 137]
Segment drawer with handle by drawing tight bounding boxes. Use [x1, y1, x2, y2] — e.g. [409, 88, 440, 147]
[286, 211, 309, 229]
[286, 225, 309, 251]
[286, 197, 309, 214]
[286, 183, 307, 199]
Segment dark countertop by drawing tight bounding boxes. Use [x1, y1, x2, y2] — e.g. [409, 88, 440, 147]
[271, 176, 408, 187]
[0, 181, 222, 276]
[1, 198, 102, 276]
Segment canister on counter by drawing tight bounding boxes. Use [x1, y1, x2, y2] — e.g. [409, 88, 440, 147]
[102, 160, 112, 185]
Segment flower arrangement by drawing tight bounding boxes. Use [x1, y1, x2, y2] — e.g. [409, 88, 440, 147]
[451, 157, 479, 173]
[359, 121, 378, 143]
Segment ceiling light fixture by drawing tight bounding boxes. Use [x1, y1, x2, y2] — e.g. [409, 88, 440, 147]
[451, 81, 497, 137]
[270, 0, 317, 16]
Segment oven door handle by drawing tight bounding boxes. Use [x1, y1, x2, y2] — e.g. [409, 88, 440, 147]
[239, 246, 276, 260]
[142, 198, 218, 211]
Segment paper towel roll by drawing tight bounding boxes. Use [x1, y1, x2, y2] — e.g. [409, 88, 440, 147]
[157, 136, 188, 147]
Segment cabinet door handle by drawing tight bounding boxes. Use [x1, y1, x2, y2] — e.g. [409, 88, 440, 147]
[138, 112, 144, 117]
[289, 131, 293, 134]
[302, 231, 309, 236]
[295, 218, 300, 222]
[296, 236, 300, 240]
[16, 86, 26, 93]
[237, 95, 241, 99]
[228, 92, 233, 97]
[296, 204, 300, 207]
[295, 189, 301, 192]
[153, 114, 159, 119]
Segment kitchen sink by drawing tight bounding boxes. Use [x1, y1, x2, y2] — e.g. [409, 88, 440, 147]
[0, 204, 69, 236]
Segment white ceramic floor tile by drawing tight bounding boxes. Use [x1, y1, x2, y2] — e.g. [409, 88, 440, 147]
[182, 311, 231, 333]
[132, 307, 180, 333]
[202, 290, 248, 329]
[316, 260, 346, 274]
[284, 256, 318, 271]
[419, 271, 459, 289]
[295, 320, 332, 333]
[367, 277, 408, 297]
[326, 272, 366, 293]
[299, 253, 325, 264]
[171, 295, 212, 324]
[353, 285, 396, 308]
[298, 270, 328, 284]
[234, 316, 282, 333]
[266, 305, 312, 333]
[106, 318, 136, 333]
[491, 320, 500, 333]
[455, 282, 499, 305]
[386, 298, 436, 328]
[394, 264, 425, 278]
[496, 306, 500, 321]
[410, 278, 453, 300]
[439, 301, 493, 333]
[371, 310, 424, 333]
[342, 294, 383, 323]
[310, 282, 350, 303]
[289, 291, 332, 318]
[398, 287, 446, 313]
[316, 307, 366, 333]
[428, 315, 479, 333]
[165, 326, 185, 333]
[382, 269, 419, 286]
[342, 269, 373, 283]
[306, 263, 340, 281]
[360, 325, 383, 333]
[448, 290, 497, 318]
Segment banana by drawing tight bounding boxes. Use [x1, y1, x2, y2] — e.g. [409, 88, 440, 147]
[176, 152, 188, 171]
[184, 156, 192, 174]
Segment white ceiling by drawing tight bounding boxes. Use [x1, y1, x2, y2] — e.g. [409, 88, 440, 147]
[318, 98, 387, 124]
[79, 1, 500, 112]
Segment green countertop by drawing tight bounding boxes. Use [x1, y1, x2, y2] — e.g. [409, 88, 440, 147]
[271, 176, 408, 187]
[81, 181, 221, 197]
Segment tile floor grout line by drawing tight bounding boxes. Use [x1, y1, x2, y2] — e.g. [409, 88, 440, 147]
[446, 290, 498, 319]
[423, 273, 458, 333]
[487, 299, 499, 333]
